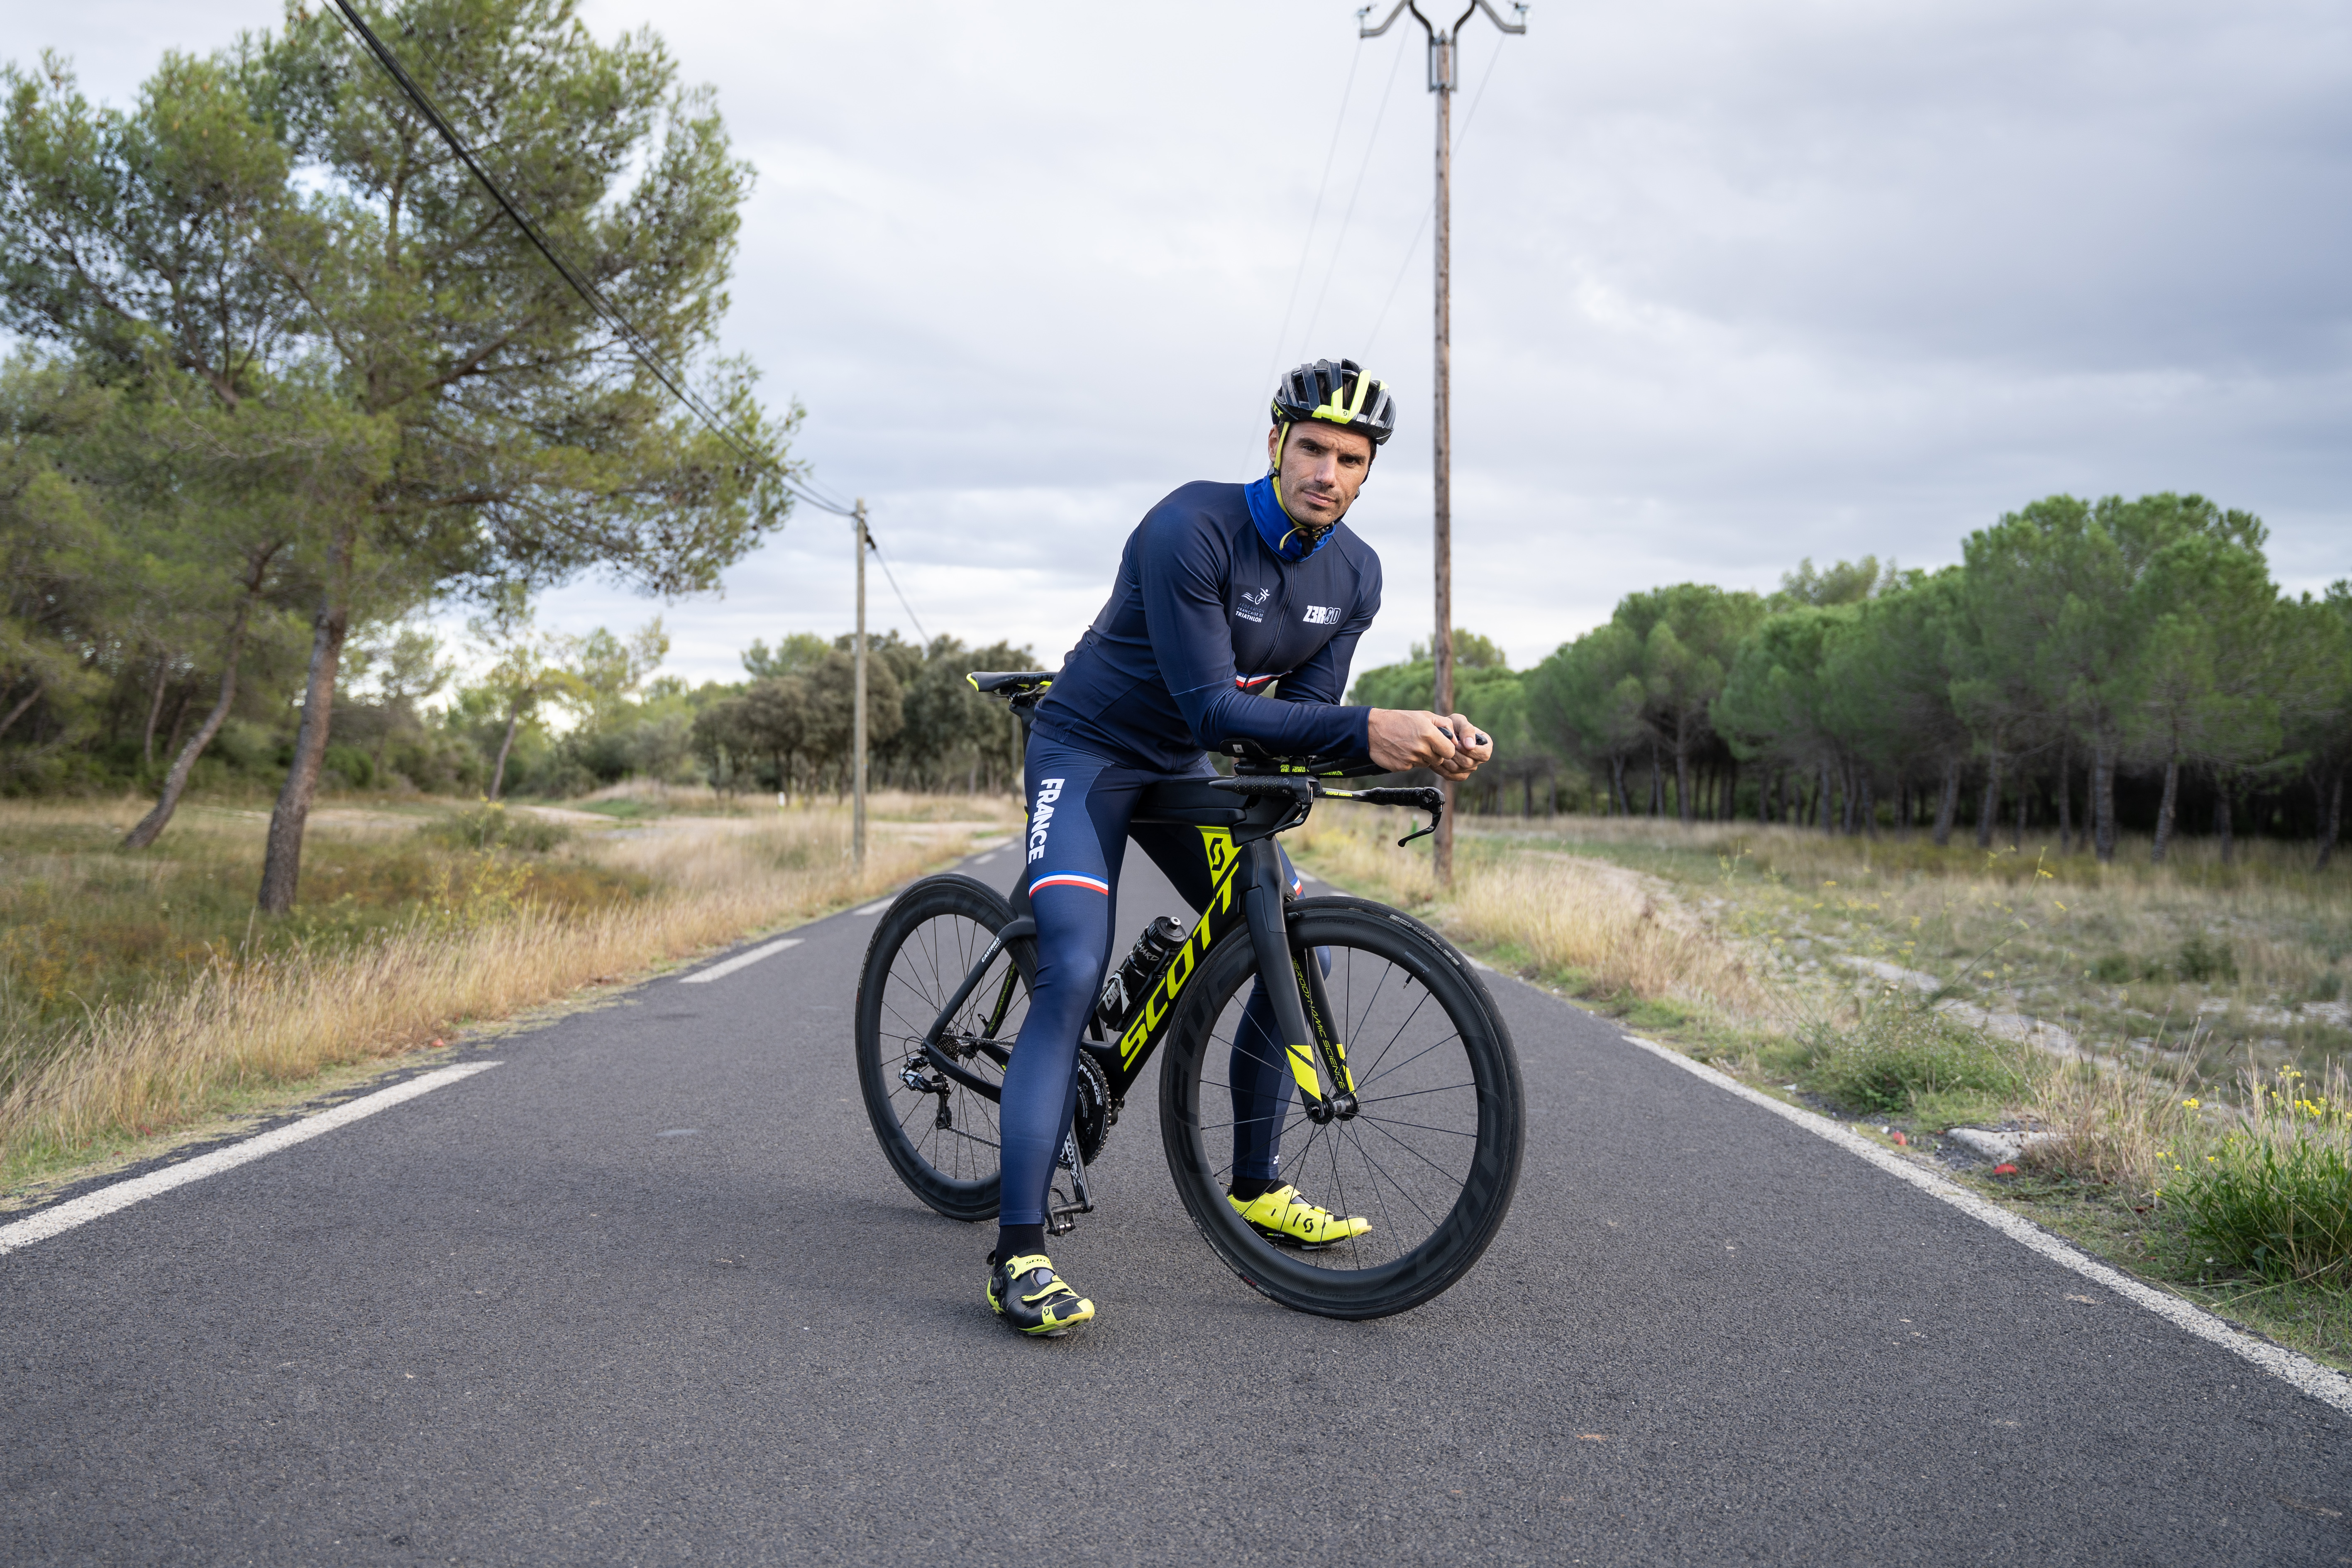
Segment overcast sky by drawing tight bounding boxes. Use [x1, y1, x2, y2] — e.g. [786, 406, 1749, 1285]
[20, 0, 2352, 686]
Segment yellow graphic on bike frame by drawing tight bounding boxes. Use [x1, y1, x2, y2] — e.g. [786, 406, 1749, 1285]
[1115, 830, 1243, 1068]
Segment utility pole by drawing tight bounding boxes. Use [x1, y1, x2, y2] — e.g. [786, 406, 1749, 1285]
[852, 498, 869, 873]
[1359, 0, 1525, 885]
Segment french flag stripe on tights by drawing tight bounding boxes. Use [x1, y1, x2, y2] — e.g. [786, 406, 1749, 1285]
[1032, 872, 1111, 895]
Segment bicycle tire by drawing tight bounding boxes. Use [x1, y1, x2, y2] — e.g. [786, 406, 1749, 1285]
[854, 873, 1034, 1221]
[1158, 896, 1523, 1319]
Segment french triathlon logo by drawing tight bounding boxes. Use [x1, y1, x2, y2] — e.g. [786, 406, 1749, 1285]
[1235, 586, 1273, 624]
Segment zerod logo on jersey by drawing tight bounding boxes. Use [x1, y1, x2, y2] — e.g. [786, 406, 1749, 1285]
[1301, 604, 1340, 625]
[1027, 777, 1064, 862]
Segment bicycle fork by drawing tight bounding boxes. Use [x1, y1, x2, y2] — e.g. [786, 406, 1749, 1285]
[1239, 840, 1356, 1124]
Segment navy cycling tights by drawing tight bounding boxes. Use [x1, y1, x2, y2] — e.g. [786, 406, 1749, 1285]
[996, 737, 1304, 1237]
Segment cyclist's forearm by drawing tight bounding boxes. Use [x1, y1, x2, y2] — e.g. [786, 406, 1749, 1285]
[1175, 685, 1370, 758]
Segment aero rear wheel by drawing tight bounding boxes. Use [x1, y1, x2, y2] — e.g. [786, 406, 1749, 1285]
[854, 874, 1033, 1221]
[1158, 897, 1522, 1319]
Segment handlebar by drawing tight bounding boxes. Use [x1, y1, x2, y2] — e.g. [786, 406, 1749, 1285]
[1211, 776, 1446, 848]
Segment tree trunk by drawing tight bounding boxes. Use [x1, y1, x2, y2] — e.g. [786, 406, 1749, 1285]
[1817, 763, 1832, 833]
[258, 547, 354, 915]
[162, 690, 191, 765]
[2013, 774, 2027, 849]
[1861, 772, 1877, 838]
[0, 680, 43, 740]
[2151, 752, 2180, 864]
[2318, 772, 2343, 872]
[2091, 744, 2117, 862]
[2056, 744, 2074, 853]
[2215, 779, 2235, 865]
[489, 705, 523, 801]
[1934, 756, 1959, 847]
[141, 657, 171, 772]
[1648, 742, 1662, 817]
[1723, 757, 1739, 823]
[1976, 752, 2002, 850]
[125, 611, 254, 850]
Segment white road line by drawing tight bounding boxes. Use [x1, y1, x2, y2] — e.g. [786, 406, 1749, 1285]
[678, 937, 802, 984]
[1619, 1031, 2352, 1416]
[0, 1062, 502, 1258]
[972, 851, 999, 865]
[854, 896, 895, 916]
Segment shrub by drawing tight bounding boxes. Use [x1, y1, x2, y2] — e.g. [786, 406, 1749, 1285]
[2174, 932, 2237, 984]
[418, 803, 571, 854]
[1809, 1005, 2034, 1117]
[2168, 1064, 2352, 1288]
[321, 744, 375, 790]
[2091, 953, 2134, 984]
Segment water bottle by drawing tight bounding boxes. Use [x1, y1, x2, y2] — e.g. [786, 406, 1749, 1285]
[1096, 916, 1187, 1034]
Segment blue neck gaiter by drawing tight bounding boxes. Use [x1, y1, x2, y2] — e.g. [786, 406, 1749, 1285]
[1245, 474, 1333, 563]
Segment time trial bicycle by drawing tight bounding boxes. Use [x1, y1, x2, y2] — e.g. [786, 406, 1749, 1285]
[852, 672, 1524, 1319]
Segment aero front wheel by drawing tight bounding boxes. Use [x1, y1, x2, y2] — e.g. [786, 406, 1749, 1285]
[1158, 897, 1523, 1319]
[854, 874, 1033, 1221]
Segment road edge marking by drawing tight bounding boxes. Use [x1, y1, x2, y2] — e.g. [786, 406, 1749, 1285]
[678, 936, 802, 984]
[0, 1061, 502, 1258]
[1617, 1031, 2352, 1416]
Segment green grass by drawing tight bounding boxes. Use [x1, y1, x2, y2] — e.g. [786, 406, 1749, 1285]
[571, 797, 668, 821]
[1805, 1003, 2036, 1123]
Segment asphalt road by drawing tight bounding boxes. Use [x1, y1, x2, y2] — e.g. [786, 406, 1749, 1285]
[3, 841, 2348, 1566]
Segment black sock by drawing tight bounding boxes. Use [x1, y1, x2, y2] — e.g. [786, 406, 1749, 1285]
[995, 1223, 1046, 1263]
[1228, 1175, 1282, 1202]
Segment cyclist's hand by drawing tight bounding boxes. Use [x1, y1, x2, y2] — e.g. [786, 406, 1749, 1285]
[1434, 712, 1493, 781]
[1369, 708, 1485, 776]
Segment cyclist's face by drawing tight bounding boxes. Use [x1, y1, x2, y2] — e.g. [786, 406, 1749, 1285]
[1268, 423, 1374, 528]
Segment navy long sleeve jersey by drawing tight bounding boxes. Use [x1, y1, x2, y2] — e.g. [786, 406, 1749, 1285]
[1033, 476, 1382, 773]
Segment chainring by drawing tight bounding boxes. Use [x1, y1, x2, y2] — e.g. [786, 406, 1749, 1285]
[1073, 1048, 1117, 1165]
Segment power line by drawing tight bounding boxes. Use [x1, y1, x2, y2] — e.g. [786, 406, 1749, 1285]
[1296, 35, 1408, 361]
[1362, 32, 1510, 352]
[866, 533, 931, 647]
[1264, 44, 1365, 395]
[325, 0, 930, 633]
[323, 0, 771, 480]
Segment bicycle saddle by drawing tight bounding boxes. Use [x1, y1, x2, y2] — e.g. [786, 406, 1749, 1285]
[967, 670, 1056, 694]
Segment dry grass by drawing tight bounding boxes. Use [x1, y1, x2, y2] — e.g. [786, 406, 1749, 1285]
[1293, 808, 1768, 1019]
[1469, 816, 2352, 1080]
[2024, 1056, 2204, 1194]
[0, 798, 1012, 1187]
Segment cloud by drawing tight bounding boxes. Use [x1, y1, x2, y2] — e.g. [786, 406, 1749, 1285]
[23, 0, 2352, 685]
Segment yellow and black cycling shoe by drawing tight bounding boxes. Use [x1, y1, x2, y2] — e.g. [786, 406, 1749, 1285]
[987, 1252, 1095, 1337]
[1227, 1185, 1371, 1249]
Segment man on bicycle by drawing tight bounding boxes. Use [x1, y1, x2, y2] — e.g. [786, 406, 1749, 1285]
[989, 357, 1493, 1336]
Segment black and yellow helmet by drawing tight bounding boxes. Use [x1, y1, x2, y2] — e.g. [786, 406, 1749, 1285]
[1270, 358, 1397, 447]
